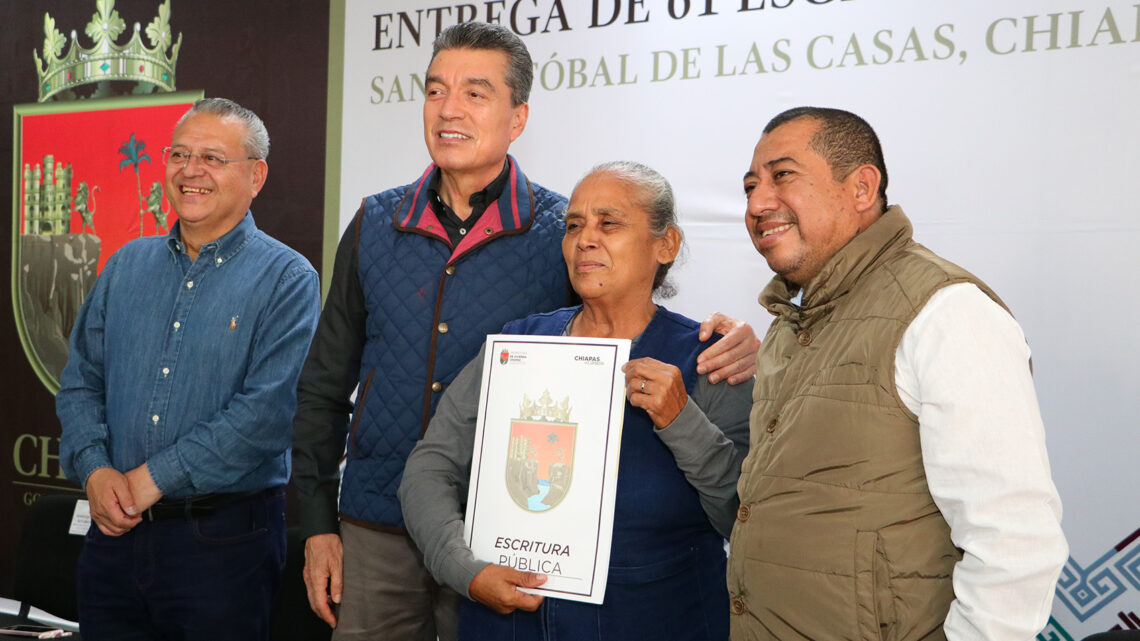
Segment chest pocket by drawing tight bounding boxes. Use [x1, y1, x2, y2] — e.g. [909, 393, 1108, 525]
[805, 361, 896, 409]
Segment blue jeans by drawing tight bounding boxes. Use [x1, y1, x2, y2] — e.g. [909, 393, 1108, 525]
[76, 487, 286, 641]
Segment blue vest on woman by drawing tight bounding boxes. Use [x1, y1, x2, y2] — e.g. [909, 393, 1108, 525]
[460, 306, 730, 641]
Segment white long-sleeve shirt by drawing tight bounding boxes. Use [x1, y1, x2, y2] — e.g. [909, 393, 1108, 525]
[895, 283, 1068, 641]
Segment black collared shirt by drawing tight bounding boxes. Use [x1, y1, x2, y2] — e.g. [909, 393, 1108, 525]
[426, 160, 511, 247]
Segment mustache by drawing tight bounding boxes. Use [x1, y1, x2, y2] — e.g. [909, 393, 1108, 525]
[753, 211, 798, 226]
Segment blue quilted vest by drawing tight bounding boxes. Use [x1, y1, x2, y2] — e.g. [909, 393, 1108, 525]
[462, 306, 730, 641]
[341, 158, 568, 528]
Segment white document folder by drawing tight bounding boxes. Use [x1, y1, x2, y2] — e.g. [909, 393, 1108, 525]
[464, 334, 629, 604]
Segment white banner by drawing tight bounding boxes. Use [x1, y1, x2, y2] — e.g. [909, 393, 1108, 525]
[332, 2, 1140, 636]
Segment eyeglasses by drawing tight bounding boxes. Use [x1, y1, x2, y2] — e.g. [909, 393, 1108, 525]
[162, 147, 260, 170]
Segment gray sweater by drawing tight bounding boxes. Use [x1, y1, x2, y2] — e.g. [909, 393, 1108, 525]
[398, 342, 751, 598]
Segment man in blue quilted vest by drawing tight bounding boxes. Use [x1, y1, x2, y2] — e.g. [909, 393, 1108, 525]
[293, 21, 759, 641]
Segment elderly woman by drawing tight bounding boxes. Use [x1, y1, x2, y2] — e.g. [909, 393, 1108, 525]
[399, 161, 751, 641]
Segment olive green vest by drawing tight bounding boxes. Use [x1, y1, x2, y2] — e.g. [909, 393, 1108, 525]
[728, 207, 1006, 641]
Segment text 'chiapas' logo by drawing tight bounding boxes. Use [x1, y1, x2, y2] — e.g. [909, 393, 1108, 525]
[507, 390, 576, 512]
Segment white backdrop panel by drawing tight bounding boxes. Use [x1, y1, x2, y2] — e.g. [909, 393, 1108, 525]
[333, 1, 1140, 635]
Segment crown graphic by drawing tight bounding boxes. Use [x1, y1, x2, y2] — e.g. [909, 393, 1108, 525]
[33, 0, 181, 102]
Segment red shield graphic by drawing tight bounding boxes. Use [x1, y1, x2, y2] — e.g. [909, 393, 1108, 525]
[500, 348, 509, 365]
[506, 420, 576, 512]
[12, 92, 202, 392]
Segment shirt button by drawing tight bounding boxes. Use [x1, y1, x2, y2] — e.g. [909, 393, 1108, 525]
[186, 281, 194, 289]
[151, 414, 159, 424]
[445, 265, 455, 276]
[162, 367, 170, 377]
[766, 419, 777, 433]
[431, 381, 442, 393]
[438, 322, 449, 334]
[737, 505, 751, 522]
[797, 330, 811, 346]
[731, 597, 746, 615]
[458, 227, 467, 236]
[173, 321, 181, 330]
[215, 257, 223, 265]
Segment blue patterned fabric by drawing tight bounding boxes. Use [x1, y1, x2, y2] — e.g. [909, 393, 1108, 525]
[340, 159, 568, 527]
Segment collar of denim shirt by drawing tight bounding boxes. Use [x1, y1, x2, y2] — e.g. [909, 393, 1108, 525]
[165, 210, 256, 267]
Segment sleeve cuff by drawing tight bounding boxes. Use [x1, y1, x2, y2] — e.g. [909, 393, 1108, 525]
[440, 544, 492, 599]
[655, 397, 705, 444]
[146, 447, 191, 496]
[297, 488, 342, 539]
[74, 444, 113, 489]
[420, 518, 491, 599]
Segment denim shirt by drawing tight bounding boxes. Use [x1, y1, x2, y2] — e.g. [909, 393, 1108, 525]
[57, 213, 320, 498]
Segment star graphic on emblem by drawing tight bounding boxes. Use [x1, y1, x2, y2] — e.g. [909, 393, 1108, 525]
[547, 433, 559, 443]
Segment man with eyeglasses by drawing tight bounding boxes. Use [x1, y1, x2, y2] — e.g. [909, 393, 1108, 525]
[57, 97, 320, 640]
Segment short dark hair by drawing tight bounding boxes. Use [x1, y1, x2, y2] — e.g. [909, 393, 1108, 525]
[429, 22, 533, 106]
[764, 106, 887, 211]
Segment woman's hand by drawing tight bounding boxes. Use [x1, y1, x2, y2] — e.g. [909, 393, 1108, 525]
[623, 357, 689, 428]
[468, 565, 547, 614]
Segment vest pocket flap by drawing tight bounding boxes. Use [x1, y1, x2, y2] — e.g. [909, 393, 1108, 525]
[810, 362, 876, 387]
[854, 530, 895, 641]
[807, 362, 899, 408]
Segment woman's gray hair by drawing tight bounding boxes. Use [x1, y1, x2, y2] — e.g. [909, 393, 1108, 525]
[577, 160, 684, 298]
[176, 97, 270, 160]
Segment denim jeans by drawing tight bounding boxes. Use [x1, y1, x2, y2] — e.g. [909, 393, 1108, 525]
[76, 487, 286, 641]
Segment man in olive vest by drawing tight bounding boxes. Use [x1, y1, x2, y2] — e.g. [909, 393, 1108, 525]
[728, 106, 1068, 641]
